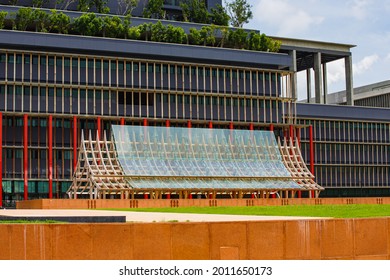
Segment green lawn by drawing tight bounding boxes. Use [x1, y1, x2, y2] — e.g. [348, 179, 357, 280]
[104, 204, 390, 218]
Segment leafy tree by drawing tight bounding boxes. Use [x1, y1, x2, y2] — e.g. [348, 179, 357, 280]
[164, 24, 187, 44]
[90, 0, 110, 14]
[0, 11, 7, 29]
[210, 4, 229, 26]
[117, 0, 139, 16]
[247, 31, 281, 52]
[150, 21, 166, 42]
[102, 16, 126, 38]
[55, 0, 77, 10]
[127, 26, 141, 40]
[138, 22, 153, 41]
[227, 28, 247, 49]
[8, 0, 19, 6]
[33, 9, 49, 32]
[32, 0, 48, 8]
[72, 13, 103, 36]
[226, 0, 253, 28]
[77, 0, 90, 12]
[14, 7, 35, 31]
[199, 25, 217, 46]
[188, 27, 202, 45]
[143, 0, 165, 19]
[48, 10, 70, 34]
[180, 0, 209, 24]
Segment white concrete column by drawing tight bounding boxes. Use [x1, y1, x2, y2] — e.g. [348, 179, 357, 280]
[289, 50, 298, 100]
[314, 52, 323, 104]
[345, 55, 354, 105]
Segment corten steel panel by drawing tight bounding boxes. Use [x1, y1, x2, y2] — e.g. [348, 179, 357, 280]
[247, 221, 285, 260]
[133, 224, 172, 260]
[52, 224, 93, 260]
[171, 223, 210, 260]
[91, 224, 134, 260]
[320, 219, 354, 259]
[354, 218, 388, 258]
[284, 220, 321, 260]
[7, 225, 53, 260]
[0, 226, 11, 259]
[220, 247, 240, 260]
[209, 222, 247, 260]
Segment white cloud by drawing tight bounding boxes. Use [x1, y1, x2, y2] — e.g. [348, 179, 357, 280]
[353, 54, 379, 75]
[347, 0, 371, 20]
[386, 53, 390, 60]
[327, 60, 345, 84]
[252, 0, 324, 36]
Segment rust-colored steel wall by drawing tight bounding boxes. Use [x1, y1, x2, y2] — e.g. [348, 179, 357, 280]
[16, 197, 390, 209]
[1, 218, 389, 260]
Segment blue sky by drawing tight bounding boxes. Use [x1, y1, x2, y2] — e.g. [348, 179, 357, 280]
[243, 0, 390, 100]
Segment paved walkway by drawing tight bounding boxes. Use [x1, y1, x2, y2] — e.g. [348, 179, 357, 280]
[0, 209, 325, 223]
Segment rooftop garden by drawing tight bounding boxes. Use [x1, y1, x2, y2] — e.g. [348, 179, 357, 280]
[0, 1, 281, 52]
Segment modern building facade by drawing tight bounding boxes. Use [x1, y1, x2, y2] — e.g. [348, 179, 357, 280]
[0, 2, 389, 207]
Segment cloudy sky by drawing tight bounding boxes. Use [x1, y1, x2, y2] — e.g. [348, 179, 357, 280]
[243, 0, 390, 100]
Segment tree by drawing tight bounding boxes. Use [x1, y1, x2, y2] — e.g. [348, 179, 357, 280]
[32, 0, 48, 8]
[143, 0, 165, 19]
[227, 28, 247, 49]
[150, 21, 166, 42]
[33, 9, 49, 32]
[188, 27, 202, 45]
[102, 16, 126, 38]
[0, 11, 7, 29]
[72, 13, 103, 36]
[117, 0, 139, 16]
[180, 0, 209, 24]
[199, 25, 217, 46]
[210, 4, 230, 26]
[164, 24, 187, 44]
[90, 0, 110, 14]
[55, 0, 77, 11]
[48, 10, 70, 34]
[14, 7, 35, 31]
[226, 0, 253, 28]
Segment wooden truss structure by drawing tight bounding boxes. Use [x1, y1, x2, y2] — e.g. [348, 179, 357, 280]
[68, 126, 323, 199]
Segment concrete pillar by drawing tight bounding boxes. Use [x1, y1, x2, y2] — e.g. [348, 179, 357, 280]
[345, 55, 354, 105]
[323, 63, 328, 104]
[289, 50, 298, 100]
[314, 52, 323, 104]
[306, 69, 312, 103]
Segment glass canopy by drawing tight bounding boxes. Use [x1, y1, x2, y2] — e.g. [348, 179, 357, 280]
[111, 125, 303, 190]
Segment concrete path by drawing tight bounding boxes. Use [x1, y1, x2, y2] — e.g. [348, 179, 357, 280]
[0, 209, 325, 223]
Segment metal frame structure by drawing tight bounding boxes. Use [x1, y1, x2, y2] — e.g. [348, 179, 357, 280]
[68, 126, 322, 199]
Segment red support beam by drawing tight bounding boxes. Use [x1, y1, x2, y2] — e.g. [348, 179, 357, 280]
[296, 127, 301, 147]
[23, 114, 28, 201]
[120, 117, 125, 126]
[48, 115, 53, 199]
[309, 125, 315, 198]
[97, 116, 101, 140]
[269, 123, 274, 131]
[143, 118, 148, 127]
[144, 193, 148, 199]
[73, 116, 77, 172]
[229, 122, 233, 130]
[165, 120, 170, 127]
[249, 123, 254, 130]
[0, 112, 2, 207]
[289, 124, 294, 141]
[187, 120, 192, 128]
[208, 121, 213, 129]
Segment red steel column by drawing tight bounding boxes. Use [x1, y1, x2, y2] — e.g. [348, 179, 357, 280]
[48, 115, 53, 199]
[120, 117, 125, 126]
[73, 116, 77, 172]
[208, 121, 213, 129]
[269, 123, 274, 131]
[229, 122, 233, 130]
[309, 125, 315, 198]
[249, 123, 254, 130]
[296, 127, 302, 198]
[23, 114, 28, 201]
[97, 116, 101, 140]
[289, 124, 294, 141]
[0, 112, 2, 207]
